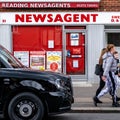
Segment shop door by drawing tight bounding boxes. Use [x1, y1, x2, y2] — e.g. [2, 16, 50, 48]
[65, 32, 85, 75]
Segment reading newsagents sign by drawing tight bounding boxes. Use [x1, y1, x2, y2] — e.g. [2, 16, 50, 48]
[0, 0, 101, 2]
[0, 0, 100, 8]
[0, 12, 120, 25]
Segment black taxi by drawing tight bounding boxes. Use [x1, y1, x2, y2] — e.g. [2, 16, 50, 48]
[0, 45, 74, 120]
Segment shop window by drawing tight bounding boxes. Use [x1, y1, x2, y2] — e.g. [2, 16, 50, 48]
[105, 26, 120, 29]
[107, 33, 120, 47]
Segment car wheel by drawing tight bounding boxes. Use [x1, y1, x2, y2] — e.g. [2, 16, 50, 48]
[8, 92, 44, 120]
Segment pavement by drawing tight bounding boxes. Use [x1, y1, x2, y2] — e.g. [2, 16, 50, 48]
[71, 82, 120, 113]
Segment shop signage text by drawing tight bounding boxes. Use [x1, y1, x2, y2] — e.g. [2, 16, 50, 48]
[0, 0, 101, 1]
[1, 12, 120, 25]
[15, 13, 98, 23]
[0, 2, 99, 8]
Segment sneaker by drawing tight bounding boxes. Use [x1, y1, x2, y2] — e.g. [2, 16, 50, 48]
[93, 97, 97, 107]
[93, 96, 102, 106]
[96, 98, 103, 103]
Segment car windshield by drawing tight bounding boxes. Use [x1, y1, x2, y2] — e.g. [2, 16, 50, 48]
[0, 47, 24, 68]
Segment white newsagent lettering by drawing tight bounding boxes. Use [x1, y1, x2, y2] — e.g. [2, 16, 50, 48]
[15, 14, 98, 23]
[2, 3, 28, 8]
[29, 3, 70, 8]
[30, 3, 44, 8]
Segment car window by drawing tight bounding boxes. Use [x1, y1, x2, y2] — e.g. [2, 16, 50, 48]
[0, 60, 6, 68]
[0, 48, 23, 68]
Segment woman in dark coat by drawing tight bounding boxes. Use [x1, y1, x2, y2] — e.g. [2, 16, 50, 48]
[93, 48, 106, 106]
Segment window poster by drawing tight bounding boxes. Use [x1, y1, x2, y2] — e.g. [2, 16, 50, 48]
[73, 60, 79, 68]
[47, 51, 62, 72]
[71, 39, 79, 46]
[70, 33, 79, 46]
[30, 51, 45, 70]
[14, 51, 29, 67]
[48, 40, 54, 48]
[70, 33, 79, 39]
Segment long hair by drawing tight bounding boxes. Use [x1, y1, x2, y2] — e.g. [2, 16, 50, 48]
[99, 48, 107, 65]
[106, 44, 115, 52]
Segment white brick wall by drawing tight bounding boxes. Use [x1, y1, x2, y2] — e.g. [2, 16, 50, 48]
[0, 25, 12, 52]
[87, 25, 104, 82]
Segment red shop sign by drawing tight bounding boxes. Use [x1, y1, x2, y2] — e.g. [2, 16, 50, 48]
[0, 2, 99, 8]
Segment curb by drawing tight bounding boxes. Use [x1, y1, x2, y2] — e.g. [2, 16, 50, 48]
[72, 82, 92, 87]
[70, 107, 120, 113]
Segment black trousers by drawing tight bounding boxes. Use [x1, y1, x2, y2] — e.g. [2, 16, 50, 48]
[95, 75, 105, 96]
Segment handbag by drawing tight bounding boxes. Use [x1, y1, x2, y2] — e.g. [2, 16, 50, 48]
[94, 64, 102, 75]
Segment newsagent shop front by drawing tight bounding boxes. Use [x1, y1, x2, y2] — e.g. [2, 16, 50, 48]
[0, 12, 120, 82]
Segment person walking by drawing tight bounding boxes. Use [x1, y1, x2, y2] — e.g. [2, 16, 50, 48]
[111, 51, 120, 93]
[93, 48, 106, 106]
[94, 44, 120, 107]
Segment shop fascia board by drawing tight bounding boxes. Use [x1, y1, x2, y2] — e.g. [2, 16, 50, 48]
[0, 0, 101, 2]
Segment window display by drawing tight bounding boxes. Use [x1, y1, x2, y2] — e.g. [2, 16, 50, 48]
[14, 51, 29, 67]
[47, 51, 62, 72]
[30, 51, 45, 70]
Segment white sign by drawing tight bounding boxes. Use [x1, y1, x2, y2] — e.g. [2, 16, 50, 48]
[71, 39, 79, 46]
[73, 60, 79, 68]
[0, 12, 120, 25]
[14, 51, 29, 67]
[48, 40, 54, 48]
